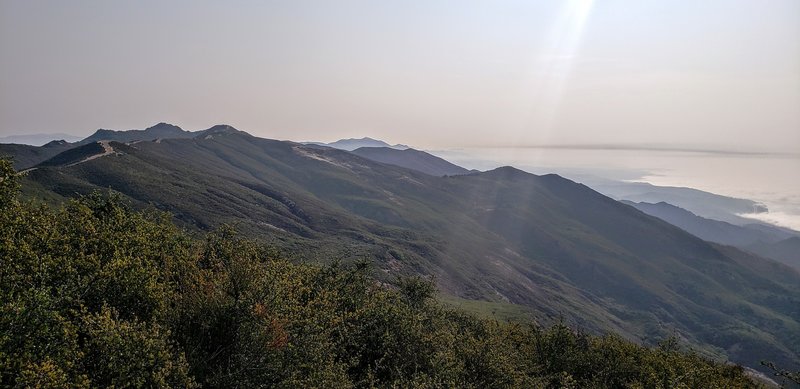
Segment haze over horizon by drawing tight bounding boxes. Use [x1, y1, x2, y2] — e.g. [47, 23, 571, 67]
[1, 0, 798, 152]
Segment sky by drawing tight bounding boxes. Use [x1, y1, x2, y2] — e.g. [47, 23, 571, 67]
[1, 0, 798, 151]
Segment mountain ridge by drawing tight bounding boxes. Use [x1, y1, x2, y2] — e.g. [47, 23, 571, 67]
[622, 200, 796, 244]
[0, 123, 252, 169]
[0, 133, 83, 146]
[350, 146, 471, 176]
[79, 122, 194, 144]
[587, 179, 769, 225]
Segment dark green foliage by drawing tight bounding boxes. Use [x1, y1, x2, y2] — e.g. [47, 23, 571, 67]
[0, 164, 759, 387]
[0, 170, 195, 386]
[0, 158, 18, 208]
[80, 307, 194, 388]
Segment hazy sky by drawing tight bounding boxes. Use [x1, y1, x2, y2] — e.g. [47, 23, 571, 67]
[1, 0, 798, 150]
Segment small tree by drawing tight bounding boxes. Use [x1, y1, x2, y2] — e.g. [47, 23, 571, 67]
[0, 158, 19, 209]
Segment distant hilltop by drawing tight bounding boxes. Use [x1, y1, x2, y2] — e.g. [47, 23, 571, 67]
[80, 122, 249, 144]
[304, 137, 409, 151]
[0, 133, 83, 146]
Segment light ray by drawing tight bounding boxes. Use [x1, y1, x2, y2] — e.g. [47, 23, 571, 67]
[524, 0, 596, 151]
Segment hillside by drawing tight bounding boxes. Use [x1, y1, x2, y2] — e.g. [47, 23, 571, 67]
[0, 139, 75, 170]
[15, 128, 800, 373]
[351, 147, 470, 176]
[746, 237, 800, 271]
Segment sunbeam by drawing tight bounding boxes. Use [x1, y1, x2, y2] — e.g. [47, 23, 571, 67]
[510, 0, 596, 169]
[531, 0, 596, 141]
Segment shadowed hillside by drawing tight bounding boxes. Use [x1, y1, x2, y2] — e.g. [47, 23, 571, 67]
[0, 140, 75, 170]
[746, 237, 800, 271]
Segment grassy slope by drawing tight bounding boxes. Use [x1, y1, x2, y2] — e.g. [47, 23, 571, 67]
[18, 132, 800, 372]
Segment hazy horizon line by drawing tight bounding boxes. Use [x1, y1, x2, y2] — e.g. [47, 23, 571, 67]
[442, 143, 800, 159]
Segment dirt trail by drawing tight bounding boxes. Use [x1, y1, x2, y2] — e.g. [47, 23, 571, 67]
[67, 141, 115, 167]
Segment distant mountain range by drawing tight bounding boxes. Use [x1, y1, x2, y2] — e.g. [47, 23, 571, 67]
[305, 137, 410, 151]
[588, 179, 768, 225]
[622, 201, 796, 245]
[5, 123, 799, 374]
[624, 200, 800, 271]
[0, 133, 83, 146]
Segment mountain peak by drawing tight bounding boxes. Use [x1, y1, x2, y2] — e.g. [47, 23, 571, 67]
[145, 122, 183, 131]
[206, 124, 239, 132]
[42, 139, 71, 147]
[311, 137, 409, 151]
[484, 166, 530, 177]
[196, 124, 247, 137]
